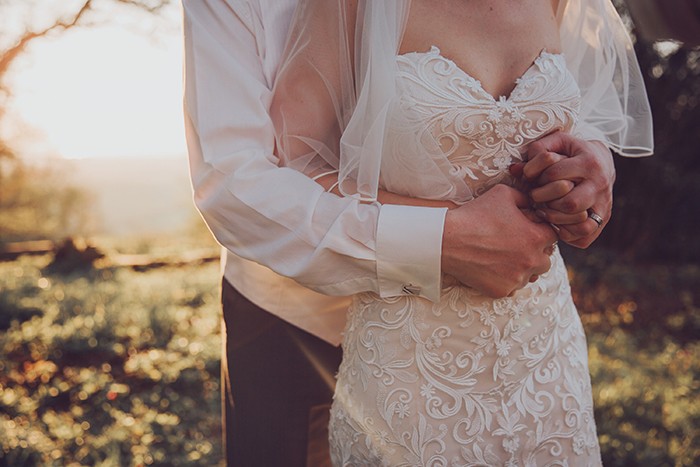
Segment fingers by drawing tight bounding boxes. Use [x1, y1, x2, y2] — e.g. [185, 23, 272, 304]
[557, 224, 598, 247]
[526, 240, 557, 285]
[519, 134, 615, 251]
[532, 156, 589, 186]
[587, 209, 604, 230]
[535, 208, 588, 225]
[508, 162, 525, 178]
[510, 247, 553, 294]
[529, 179, 575, 203]
[546, 180, 597, 214]
[508, 227, 558, 295]
[511, 187, 532, 210]
[555, 206, 610, 248]
[534, 223, 559, 250]
[544, 241, 557, 256]
[522, 151, 568, 181]
[527, 131, 573, 160]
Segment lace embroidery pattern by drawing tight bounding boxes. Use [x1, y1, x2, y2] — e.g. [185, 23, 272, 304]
[329, 48, 601, 466]
[331, 255, 600, 466]
[383, 47, 580, 201]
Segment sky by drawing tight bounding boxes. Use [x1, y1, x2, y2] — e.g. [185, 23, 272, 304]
[3, 3, 679, 163]
[5, 2, 186, 160]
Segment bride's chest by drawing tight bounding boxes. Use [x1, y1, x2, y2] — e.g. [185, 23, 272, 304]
[387, 47, 581, 193]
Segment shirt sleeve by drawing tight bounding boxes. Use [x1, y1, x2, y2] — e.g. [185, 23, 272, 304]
[182, 0, 446, 301]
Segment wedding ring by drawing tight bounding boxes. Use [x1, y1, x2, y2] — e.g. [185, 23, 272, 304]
[588, 210, 603, 229]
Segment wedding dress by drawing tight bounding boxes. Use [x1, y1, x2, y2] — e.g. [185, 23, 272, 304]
[328, 47, 601, 466]
[272, 1, 652, 466]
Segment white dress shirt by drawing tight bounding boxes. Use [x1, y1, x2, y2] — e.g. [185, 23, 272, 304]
[182, 0, 447, 346]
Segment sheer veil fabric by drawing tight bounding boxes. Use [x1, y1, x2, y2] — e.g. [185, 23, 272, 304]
[272, 0, 653, 204]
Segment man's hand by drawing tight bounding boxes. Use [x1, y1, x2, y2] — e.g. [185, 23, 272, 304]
[441, 184, 558, 298]
[517, 132, 616, 248]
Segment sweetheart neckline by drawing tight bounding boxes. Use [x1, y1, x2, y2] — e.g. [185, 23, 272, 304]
[397, 46, 565, 102]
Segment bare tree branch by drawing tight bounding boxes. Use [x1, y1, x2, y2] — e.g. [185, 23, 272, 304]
[0, 0, 173, 86]
[0, 1, 94, 80]
[116, 0, 171, 14]
[0, 0, 173, 158]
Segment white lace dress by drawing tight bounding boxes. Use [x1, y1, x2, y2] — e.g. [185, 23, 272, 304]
[329, 48, 602, 466]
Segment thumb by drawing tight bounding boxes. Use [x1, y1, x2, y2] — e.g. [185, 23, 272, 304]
[511, 188, 531, 209]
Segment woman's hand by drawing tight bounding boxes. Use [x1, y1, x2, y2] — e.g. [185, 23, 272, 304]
[512, 132, 615, 248]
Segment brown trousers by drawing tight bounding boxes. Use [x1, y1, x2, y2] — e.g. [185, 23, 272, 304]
[221, 280, 343, 466]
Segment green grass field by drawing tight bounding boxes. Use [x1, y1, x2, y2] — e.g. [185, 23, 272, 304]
[0, 242, 698, 466]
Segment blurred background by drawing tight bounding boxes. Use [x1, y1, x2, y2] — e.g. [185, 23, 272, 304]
[0, 0, 698, 465]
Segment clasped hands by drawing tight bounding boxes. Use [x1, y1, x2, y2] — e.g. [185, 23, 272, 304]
[513, 131, 615, 247]
[442, 131, 615, 298]
[312, 131, 614, 298]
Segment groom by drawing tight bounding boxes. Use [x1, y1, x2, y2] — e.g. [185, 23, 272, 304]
[182, 1, 615, 465]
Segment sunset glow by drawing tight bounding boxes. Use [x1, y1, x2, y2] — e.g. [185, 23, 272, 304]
[6, 10, 185, 159]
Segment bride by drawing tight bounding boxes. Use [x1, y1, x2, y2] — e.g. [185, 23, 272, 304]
[272, 0, 652, 465]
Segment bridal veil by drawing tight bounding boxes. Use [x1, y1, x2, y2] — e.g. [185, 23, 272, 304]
[272, 0, 654, 202]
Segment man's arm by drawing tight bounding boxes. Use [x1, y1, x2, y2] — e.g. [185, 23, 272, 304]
[183, 0, 558, 300]
[183, 0, 445, 300]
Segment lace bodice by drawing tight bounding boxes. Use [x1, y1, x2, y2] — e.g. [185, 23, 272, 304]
[381, 47, 581, 203]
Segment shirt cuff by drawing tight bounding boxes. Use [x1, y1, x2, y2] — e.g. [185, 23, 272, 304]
[376, 204, 447, 303]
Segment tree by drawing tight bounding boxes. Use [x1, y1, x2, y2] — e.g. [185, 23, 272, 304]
[0, 0, 173, 95]
[0, 0, 173, 242]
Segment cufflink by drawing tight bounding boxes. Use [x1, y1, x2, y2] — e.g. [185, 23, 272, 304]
[402, 284, 421, 296]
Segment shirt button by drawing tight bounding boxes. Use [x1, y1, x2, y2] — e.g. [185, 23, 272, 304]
[402, 284, 421, 296]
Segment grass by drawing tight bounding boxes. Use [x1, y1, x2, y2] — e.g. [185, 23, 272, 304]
[0, 239, 697, 466]
[0, 240, 222, 466]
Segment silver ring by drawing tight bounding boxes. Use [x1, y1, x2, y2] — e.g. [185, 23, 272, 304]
[588, 210, 604, 228]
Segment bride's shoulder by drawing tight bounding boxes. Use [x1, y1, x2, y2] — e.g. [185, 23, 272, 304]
[299, 0, 359, 31]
